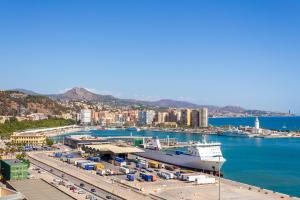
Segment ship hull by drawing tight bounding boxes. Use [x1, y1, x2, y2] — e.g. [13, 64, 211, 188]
[134, 149, 225, 172]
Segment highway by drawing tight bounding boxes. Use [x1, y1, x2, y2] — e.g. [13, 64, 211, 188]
[27, 152, 155, 200]
[29, 157, 123, 200]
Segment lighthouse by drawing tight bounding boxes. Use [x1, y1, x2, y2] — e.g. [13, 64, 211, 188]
[255, 117, 260, 129]
[253, 117, 262, 134]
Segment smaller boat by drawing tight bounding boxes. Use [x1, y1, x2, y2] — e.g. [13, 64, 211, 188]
[96, 126, 106, 130]
[127, 126, 141, 132]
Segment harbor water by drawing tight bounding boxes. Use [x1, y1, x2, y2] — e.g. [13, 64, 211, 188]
[58, 116, 300, 197]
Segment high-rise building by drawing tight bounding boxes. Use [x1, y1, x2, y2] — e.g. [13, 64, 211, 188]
[157, 112, 169, 123]
[191, 110, 200, 128]
[168, 110, 177, 122]
[146, 110, 156, 125]
[199, 108, 208, 128]
[138, 110, 155, 126]
[80, 109, 92, 124]
[181, 109, 192, 126]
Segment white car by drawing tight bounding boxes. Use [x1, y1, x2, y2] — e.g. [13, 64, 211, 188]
[78, 190, 86, 194]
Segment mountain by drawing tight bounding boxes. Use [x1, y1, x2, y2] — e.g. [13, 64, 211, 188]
[9, 87, 287, 115]
[50, 87, 117, 102]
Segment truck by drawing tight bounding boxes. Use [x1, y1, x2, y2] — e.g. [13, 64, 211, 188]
[181, 174, 206, 182]
[96, 169, 106, 176]
[158, 171, 174, 179]
[119, 167, 130, 174]
[195, 177, 216, 184]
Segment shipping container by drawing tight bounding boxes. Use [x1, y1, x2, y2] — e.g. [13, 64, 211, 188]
[54, 152, 63, 158]
[127, 174, 135, 181]
[114, 157, 125, 163]
[140, 173, 153, 181]
[88, 157, 101, 162]
[84, 165, 94, 170]
[66, 154, 74, 158]
[81, 162, 96, 169]
[158, 171, 174, 179]
[148, 161, 159, 168]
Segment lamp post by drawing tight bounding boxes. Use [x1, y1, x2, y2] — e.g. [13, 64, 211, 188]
[218, 155, 221, 200]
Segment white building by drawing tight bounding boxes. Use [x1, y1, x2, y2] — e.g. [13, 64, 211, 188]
[80, 109, 92, 124]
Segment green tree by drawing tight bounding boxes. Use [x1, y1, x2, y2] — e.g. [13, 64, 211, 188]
[46, 137, 54, 146]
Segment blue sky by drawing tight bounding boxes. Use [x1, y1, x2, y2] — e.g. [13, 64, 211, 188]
[0, 0, 299, 113]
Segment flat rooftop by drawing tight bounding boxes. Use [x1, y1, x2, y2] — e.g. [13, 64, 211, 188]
[85, 144, 144, 154]
[1, 159, 27, 166]
[8, 179, 74, 200]
[0, 187, 24, 199]
[67, 134, 151, 141]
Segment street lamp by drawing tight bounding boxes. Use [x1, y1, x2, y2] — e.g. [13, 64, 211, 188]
[218, 155, 221, 200]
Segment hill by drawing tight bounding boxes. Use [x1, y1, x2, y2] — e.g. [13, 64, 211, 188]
[0, 90, 70, 116]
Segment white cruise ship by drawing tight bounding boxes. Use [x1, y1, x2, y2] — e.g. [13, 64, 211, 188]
[135, 137, 226, 172]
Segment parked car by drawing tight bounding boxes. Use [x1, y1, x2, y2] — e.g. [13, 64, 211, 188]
[90, 188, 96, 193]
[78, 190, 86, 194]
[53, 178, 61, 182]
[80, 183, 85, 187]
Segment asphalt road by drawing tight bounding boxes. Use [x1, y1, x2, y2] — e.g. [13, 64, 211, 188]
[29, 157, 123, 200]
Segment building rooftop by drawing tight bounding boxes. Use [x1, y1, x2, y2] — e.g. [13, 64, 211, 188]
[85, 144, 144, 154]
[0, 187, 24, 200]
[8, 179, 74, 200]
[1, 159, 27, 166]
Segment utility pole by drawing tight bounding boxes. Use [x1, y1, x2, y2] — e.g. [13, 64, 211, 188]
[219, 155, 221, 200]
